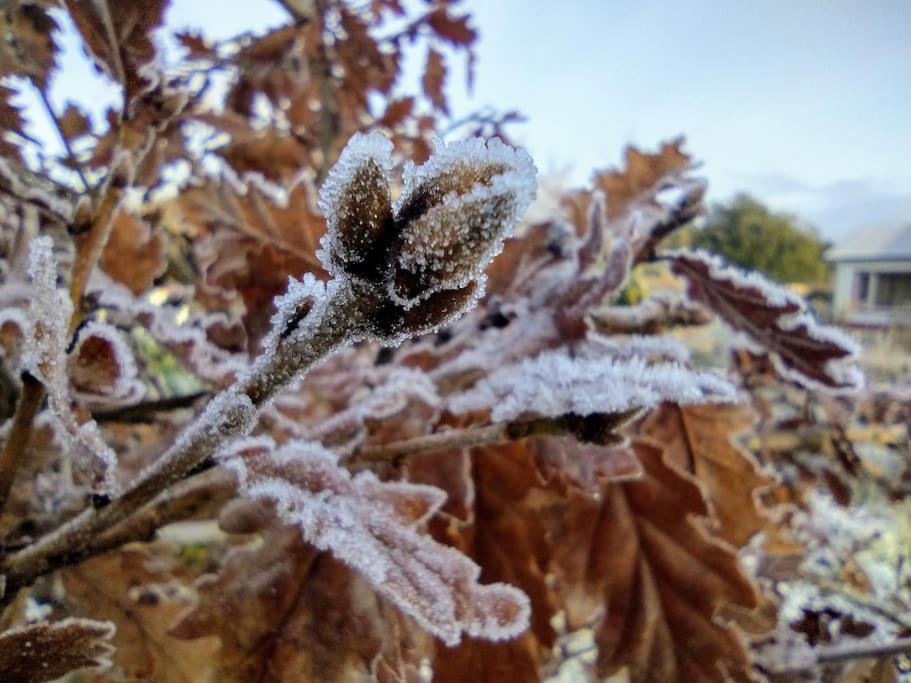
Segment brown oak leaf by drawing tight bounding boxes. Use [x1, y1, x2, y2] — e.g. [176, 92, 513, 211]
[553, 440, 759, 682]
[100, 210, 167, 294]
[639, 402, 769, 547]
[59, 546, 219, 682]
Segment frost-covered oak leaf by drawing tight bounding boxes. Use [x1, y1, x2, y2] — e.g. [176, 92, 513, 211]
[668, 249, 863, 393]
[217, 437, 531, 646]
[68, 320, 144, 405]
[0, 618, 116, 683]
[449, 348, 737, 424]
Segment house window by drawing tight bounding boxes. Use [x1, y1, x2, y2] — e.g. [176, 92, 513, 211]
[855, 272, 870, 304]
[874, 272, 911, 307]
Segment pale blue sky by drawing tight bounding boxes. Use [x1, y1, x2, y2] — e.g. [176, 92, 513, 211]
[13, 0, 911, 241]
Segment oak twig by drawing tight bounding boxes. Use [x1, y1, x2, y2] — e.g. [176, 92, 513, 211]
[0, 373, 45, 510]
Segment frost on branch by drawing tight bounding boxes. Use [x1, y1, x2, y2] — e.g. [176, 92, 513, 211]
[217, 437, 531, 646]
[668, 248, 863, 393]
[449, 348, 737, 423]
[0, 617, 116, 683]
[26, 237, 119, 493]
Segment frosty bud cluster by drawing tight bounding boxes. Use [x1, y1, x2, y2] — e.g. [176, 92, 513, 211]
[317, 132, 537, 340]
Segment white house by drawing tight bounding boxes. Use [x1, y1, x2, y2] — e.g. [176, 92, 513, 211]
[828, 224, 911, 327]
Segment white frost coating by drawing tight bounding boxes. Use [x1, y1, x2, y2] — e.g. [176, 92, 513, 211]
[259, 273, 328, 358]
[218, 437, 531, 645]
[68, 320, 145, 406]
[394, 136, 537, 219]
[388, 137, 538, 308]
[26, 238, 120, 493]
[316, 131, 394, 276]
[585, 334, 692, 364]
[449, 348, 737, 423]
[0, 158, 75, 221]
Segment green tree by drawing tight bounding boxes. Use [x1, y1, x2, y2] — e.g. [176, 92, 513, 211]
[685, 194, 829, 283]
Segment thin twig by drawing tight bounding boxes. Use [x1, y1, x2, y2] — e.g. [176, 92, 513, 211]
[36, 88, 92, 193]
[92, 391, 210, 424]
[816, 637, 911, 665]
[0, 373, 45, 510]
[349, 414, 601, 466]
[352, 423, 509, 464]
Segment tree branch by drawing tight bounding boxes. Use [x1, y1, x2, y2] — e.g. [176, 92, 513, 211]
[36, 88, 92, 193]
[0, 373, 45, 510]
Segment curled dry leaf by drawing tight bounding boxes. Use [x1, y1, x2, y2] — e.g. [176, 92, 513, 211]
[68, 320, 144, 404]
[217, 437, 531, 646]
[553, 440, 759, 683]
[668, 249, 863, 393]
[0, 617, 115, 683]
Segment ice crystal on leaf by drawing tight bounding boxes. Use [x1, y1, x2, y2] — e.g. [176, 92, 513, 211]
[449, 348, 737, 423]
[217, 437, 531, 646]
[0, 617, 116, 683]
[27, 237, 119, 493]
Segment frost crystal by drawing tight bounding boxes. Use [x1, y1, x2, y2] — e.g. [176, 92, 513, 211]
[449, 348, 737, 423]
[389, 136, 537, 306]
[218, 438, 531, 645]
[27, 238, 119, 493]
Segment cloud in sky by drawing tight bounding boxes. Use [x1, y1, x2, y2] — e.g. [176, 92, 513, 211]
[9, 0, 910, 243]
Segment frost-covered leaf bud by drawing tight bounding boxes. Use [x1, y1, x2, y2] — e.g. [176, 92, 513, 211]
[317, 132, 395, 280]
[389, 137, 536, 305]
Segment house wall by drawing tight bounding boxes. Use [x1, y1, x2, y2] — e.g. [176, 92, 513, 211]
[832, 259, 911, 327]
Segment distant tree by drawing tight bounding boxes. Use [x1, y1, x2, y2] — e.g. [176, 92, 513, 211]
[687, 194, 829, 283]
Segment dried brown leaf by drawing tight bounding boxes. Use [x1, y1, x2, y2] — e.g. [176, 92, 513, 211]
[58, 102, 92, 141]
[100, 210, 166, 294]
[553, 440, 759, 683]
[64, 0, 168, 110]
[422, 49, 447, 113]
[594, 138, 691, 221]
[60, 547, 219, 682]
[640, 402, 768, 547]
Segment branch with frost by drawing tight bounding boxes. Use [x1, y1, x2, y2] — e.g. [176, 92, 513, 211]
[591, 291, 711, 335]
[22, 238, 120, 494]
[0, 132, 537, 599]
[218, 437, 530, 645]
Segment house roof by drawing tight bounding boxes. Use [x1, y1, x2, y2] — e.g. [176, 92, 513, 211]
[827, 223, 911, 262]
